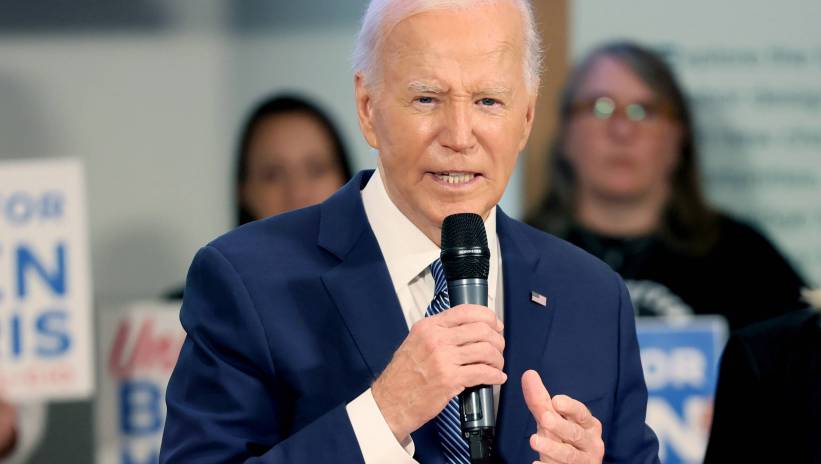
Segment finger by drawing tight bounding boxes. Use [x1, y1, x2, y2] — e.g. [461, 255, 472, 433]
[455, 341, 505, 370]
[457, 363, 507, 387]
[530, 434, 587, 464]
[451, 322, 506, 352]
[435, 304, 503, 332]
[522, 370, 554, 423]
[552, 395, 598, 430]
[541, 410, 588, 449]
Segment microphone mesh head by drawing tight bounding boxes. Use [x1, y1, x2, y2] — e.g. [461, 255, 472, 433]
[440, 213, 490, 280]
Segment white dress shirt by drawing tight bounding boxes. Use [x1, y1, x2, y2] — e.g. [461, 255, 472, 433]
[345, 168, 504, 463]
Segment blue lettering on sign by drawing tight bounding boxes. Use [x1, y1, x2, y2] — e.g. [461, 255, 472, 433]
[11, 313, 22, 358]
[120, 447, 159, 464]
[35, 310, 72, 357]
[120, 381, 164, 436]
[2, 191, 65, 225]
[0, 309, 72, 360]
[40, 191, 65, 220]
[636, 317, 727, 464]
[4, 192, 34, 224]
[16, 242, 66, 298]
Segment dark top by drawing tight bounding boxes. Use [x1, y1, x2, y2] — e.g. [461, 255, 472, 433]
[703, 307, 821, 463]
[559, 214, 807, 331]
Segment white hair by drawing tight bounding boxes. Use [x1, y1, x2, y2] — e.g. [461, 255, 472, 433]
[352, 0, 543, 92]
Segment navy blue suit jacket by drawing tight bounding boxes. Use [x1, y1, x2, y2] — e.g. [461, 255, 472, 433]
[160, 171, 659, 463]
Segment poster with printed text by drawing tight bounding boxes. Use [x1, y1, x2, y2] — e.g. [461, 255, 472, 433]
[95, 301, 185, 464]
[636, 316, 727, 464]
[0, 158, 94, 401]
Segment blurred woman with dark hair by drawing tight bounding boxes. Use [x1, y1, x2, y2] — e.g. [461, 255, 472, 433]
[235, 94, 353, 225]
[166, 94, 352, 300]
[527, 41, 807, 330]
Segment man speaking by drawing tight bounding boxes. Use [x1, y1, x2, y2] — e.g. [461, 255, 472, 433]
[160, 0, 660, 462]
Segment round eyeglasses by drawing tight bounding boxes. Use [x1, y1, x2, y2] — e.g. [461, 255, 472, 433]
[570, 96, 675, 122]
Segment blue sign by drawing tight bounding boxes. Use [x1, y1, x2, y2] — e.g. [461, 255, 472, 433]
[636, 317, 727, 464]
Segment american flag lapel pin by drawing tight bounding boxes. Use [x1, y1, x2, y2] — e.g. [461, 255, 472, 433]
[530, 291, 547, 307]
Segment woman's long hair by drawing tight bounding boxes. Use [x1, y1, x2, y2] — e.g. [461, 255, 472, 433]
[235, 94, 354, 226]
[527, 41, 718, 254]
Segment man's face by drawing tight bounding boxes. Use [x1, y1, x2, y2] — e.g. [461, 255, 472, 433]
[355, 1, 536, 244]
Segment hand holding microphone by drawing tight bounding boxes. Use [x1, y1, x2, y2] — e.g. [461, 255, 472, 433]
[439, 213, 497, 462]
[372, 213, 504, 459]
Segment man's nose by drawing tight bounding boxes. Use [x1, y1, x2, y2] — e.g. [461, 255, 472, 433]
[439, 101, 477, 153]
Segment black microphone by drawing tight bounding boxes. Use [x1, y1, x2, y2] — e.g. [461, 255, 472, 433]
[440, 213, 494, 463]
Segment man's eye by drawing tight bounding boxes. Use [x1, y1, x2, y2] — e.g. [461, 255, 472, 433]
[415, 96, 435, 104]
[478, 98, 499, 107]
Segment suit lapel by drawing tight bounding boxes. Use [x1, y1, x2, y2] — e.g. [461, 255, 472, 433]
[318, 171, 409, 379]
[494, 211, 557, 462]
[319, 171, 444, 458]
[317, 176, 558, 461]
[321, 233, 409, 378]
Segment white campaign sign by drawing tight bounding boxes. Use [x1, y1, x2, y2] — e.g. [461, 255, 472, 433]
[95, 301, 185, 464]
[572, 0, 821, 286]
[0, 158, 94, 401]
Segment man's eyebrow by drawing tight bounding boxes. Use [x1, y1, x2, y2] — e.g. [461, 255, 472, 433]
[479, 85, 513, 96]
[407, 81, 445, 93]
[407, 81, 514, 96]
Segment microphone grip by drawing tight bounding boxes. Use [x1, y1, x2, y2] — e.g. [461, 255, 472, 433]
[460, 386, 495, 463]
[447, 278, 495, 463]
[447, 278, 488, 307]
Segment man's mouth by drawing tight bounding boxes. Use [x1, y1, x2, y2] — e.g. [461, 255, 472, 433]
[433, 172, 478, 185]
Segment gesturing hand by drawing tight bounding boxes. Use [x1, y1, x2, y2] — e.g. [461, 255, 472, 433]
[522, 370, 604, 464]
[372, 304, 506, 442]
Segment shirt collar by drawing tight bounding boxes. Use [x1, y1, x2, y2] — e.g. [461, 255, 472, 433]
[362, 168, 499, 301]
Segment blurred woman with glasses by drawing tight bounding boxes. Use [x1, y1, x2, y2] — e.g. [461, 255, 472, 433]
[526, 41, 807, 330]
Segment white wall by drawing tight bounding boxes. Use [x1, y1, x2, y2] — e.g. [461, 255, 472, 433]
[0, 0, 524, 306]
[572, 0, 821, 286]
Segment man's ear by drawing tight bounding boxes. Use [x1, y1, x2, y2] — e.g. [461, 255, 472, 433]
[355, 73, 380, 150]
[517, 93, 538, 153]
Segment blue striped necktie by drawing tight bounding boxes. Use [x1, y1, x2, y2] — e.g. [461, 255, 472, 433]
[426, 258, 471, 463]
